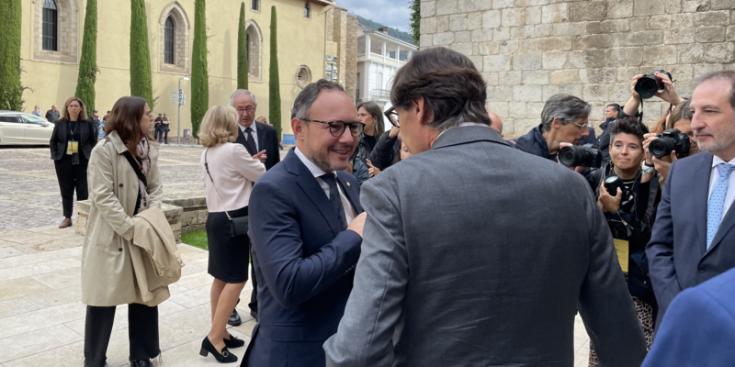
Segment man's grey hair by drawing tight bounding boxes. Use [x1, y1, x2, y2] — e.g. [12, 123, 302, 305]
[696, 70, 735, 109]
[291, 79, 345, 120]
[540, 94, 591, 132]
[230, 89, 257, 106]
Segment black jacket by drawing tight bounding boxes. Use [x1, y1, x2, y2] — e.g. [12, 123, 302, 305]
[45, 110, 60, 122]
[235, 121, 281, 170]
[49, 119, 98, 160]
[369, 130, 401, 170]
[512, 125, 556, 161]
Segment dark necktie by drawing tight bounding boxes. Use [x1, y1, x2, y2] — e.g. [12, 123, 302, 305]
[320, 174, 348, 231]
[245, 127, 257, 156]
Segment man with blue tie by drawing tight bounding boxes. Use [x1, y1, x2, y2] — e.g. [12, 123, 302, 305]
[647, 70, 735, 328]
[241, 79, 367, 367]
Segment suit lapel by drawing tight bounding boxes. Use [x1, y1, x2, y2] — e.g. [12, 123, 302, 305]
[336, 172, 363, 214]
[256, 122, 266, 152]
[707, 206, 735, 255]
[695, 154, 714, 255]
[285, 152, 342, 236]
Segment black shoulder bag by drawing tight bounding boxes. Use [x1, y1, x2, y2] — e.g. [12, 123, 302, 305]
[204, 149, 249, 237]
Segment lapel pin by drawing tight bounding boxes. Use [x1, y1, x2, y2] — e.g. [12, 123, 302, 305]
[347, 182, 351, 187]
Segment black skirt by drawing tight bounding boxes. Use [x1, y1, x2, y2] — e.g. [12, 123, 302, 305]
[206, 206, 250, 283]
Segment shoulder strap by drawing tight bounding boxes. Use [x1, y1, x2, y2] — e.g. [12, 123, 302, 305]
[204, 149, 233, 220]
[123, 150, 147, 187]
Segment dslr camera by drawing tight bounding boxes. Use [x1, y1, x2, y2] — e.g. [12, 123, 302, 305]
[603, 175, 634, 212]
[635, 70, 673, 99]
[559, 144, 603, 168]
[649, 129, 691, 158]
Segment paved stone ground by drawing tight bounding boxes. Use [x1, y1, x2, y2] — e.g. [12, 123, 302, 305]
[0, 145, 591, 366]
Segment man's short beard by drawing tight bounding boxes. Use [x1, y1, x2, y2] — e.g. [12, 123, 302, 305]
[307, 149, 341, 173]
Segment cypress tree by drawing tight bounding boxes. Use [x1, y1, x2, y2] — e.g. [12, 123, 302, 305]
[269, 6, 281, 142]
[237, 2, 248, 90]
[0, 0, 23, 111]
[130, 0, 153, 108]
[191, 0, 209, 139]
[409, 0, 420, 47]
[75, 0, 98, 112]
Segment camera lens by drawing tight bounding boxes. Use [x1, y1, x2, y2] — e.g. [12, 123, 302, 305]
[649, 137, 676, 158]
[559, 146, 581, 167]
[635, 76, 659, 99]
[604, 175, 623, 196]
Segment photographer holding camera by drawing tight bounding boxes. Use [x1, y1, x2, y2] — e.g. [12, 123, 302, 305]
[641, 100, 699, 182]
[512, 94, 591, 163]
[623, 71, 685, 119]
[586, 116, 659, 367]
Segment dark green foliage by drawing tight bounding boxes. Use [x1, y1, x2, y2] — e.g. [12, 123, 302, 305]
[0, 0, 23, 111]
[130, 0, 153, 108]
[76, 0, 98, 112]
[191, 0, 209, 139]
[409, 0, 420, 48]
[237, 2, 248, 90]
[269, 6, 281, 142]
[356, 15, 415, 45]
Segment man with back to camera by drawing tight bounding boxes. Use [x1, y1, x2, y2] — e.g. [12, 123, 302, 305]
[242, 79, 367, 367]
[45, 105, 60, 122]
[512, 94, 592, 162]
[647, 70, 735, 328]
[226, 89, 281, 325]
[324, 46, 645, 367]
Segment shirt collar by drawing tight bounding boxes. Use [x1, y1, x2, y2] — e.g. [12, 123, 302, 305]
[712, 155, 735, 168]
[239, 121, 258, 134]
[294, 147, 331, 179]
[436, 122, 490, 141]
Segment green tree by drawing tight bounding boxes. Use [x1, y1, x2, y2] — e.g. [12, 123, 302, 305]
[237, 2, 248, 90]
[75, 0, 98, 112]
[269, 6, 281, 142]
[409, 0, 420, 47]
[191, 0, 209, 139]
[0, 0, 23, 111]
[130, 0, 153, 108]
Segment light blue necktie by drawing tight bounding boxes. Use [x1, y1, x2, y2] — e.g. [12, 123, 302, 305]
[707, 163, 734, 249]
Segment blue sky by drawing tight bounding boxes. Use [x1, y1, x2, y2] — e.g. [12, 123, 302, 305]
[337, 0, 411, 32]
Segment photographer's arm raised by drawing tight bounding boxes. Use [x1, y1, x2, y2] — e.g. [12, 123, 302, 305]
[623, 73, 684, 117]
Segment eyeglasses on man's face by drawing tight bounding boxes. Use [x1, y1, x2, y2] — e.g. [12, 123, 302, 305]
[236, 107, 256, 115]
[571, 120, 588, 129]
[301, 118, 363, 138]
[384, 107, 399, 128]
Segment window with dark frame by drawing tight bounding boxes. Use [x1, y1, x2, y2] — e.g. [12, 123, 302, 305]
[164, 17, 175, 65]
[251, 0, 260, 11]
[42, 0, 58, 51]
[304, 3, 311, 18]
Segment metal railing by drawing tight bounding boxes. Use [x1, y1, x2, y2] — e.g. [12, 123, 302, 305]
[371, 89, 390, 100]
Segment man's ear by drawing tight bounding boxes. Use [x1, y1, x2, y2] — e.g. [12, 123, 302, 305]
[292, 118, 305, 140]
[415, 97, 434, 126]
[551, 118, 561, 130]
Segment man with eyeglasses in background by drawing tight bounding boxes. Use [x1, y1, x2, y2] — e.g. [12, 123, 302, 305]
[241, 79, 366, 367]
[512, 94, 592, 165]
[228, 90, 281, 326]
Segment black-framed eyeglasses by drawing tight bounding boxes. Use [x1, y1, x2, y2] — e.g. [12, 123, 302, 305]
[301, 118, 363, 138]
[384, 107, 399, 128]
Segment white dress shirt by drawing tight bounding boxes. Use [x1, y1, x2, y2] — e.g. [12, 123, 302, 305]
[294, 147, 356, 223]
[707, 155, 735, 221]
[239, 122, 259, 152]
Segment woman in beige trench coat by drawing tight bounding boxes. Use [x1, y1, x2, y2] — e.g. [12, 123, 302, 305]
[81, 96, 164, 367]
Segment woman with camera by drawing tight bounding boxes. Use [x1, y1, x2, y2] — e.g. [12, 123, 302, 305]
[642, 100, 699, 181]
[198, 105, 265, 363]
[586, 117, 659, 367]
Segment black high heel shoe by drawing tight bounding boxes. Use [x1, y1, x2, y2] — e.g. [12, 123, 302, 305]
[224, 334, 245, 349]
[200, 336, 238, 363]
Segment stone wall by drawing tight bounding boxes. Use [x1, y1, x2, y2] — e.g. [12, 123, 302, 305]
[163, 197, 208, 235]
[419, 0, 735, 137]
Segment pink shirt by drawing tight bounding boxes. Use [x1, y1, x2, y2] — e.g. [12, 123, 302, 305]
[201, 143, 266, 213]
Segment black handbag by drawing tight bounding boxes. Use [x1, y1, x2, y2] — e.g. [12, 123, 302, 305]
[204, 149, 249, 237]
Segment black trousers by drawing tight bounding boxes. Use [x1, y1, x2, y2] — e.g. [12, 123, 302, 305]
[84, 304, 160, 366]
[54, 154, 89, 218]
[159, 129, 169, 143]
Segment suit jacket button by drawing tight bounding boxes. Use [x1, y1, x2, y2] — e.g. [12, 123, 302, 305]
[119, 183, 124, 187]
[119, 248, 123, 252]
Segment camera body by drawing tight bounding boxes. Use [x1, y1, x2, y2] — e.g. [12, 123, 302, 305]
[559, 144, 603, 168]
[649, 129, 691, 158]
[635, 70, 673, 99]
[604, 175, 625, 197]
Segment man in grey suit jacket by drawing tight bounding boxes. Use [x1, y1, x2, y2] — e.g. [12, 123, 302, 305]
[323, 47, 646, 367]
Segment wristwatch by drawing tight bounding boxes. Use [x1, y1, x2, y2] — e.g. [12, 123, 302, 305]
[642, 161, 655, 174]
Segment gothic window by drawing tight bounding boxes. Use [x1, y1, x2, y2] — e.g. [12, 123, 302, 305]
[251, 0, 260, 11]
[303, 3, 311, 19]
[164, 17, 175, 64]
[245, 21, 262, 80]
[42, 0, 58, 51]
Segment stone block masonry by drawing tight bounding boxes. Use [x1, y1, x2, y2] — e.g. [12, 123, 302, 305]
[420, 0, 735, 138]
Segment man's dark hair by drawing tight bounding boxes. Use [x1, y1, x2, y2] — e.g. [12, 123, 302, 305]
[606, 103, 621, 113]
[291, 79, 345, 119]
[610, 116, 649, 144]
[696, 70, 735, 109]
[390, 47, 491, 129]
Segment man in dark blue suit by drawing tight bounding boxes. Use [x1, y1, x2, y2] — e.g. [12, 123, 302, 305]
[242, 79, 367, 367]
[642, 267, 735, 366]
[647, 70, 735, 328]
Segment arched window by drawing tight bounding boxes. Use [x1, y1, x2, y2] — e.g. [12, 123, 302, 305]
[303, 3, 311, 19]
[42, 0, 58, 51]
[245, 21, 262, 80]
[164, 17, 175, 64]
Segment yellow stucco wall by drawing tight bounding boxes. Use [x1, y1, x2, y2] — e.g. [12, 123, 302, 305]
[19, 0, 333, 140]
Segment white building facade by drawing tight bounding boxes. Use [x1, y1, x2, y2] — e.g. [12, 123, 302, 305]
[356, 25, 417, 111]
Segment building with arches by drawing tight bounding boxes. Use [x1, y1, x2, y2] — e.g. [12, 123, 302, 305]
[19, 0, 357, 142]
